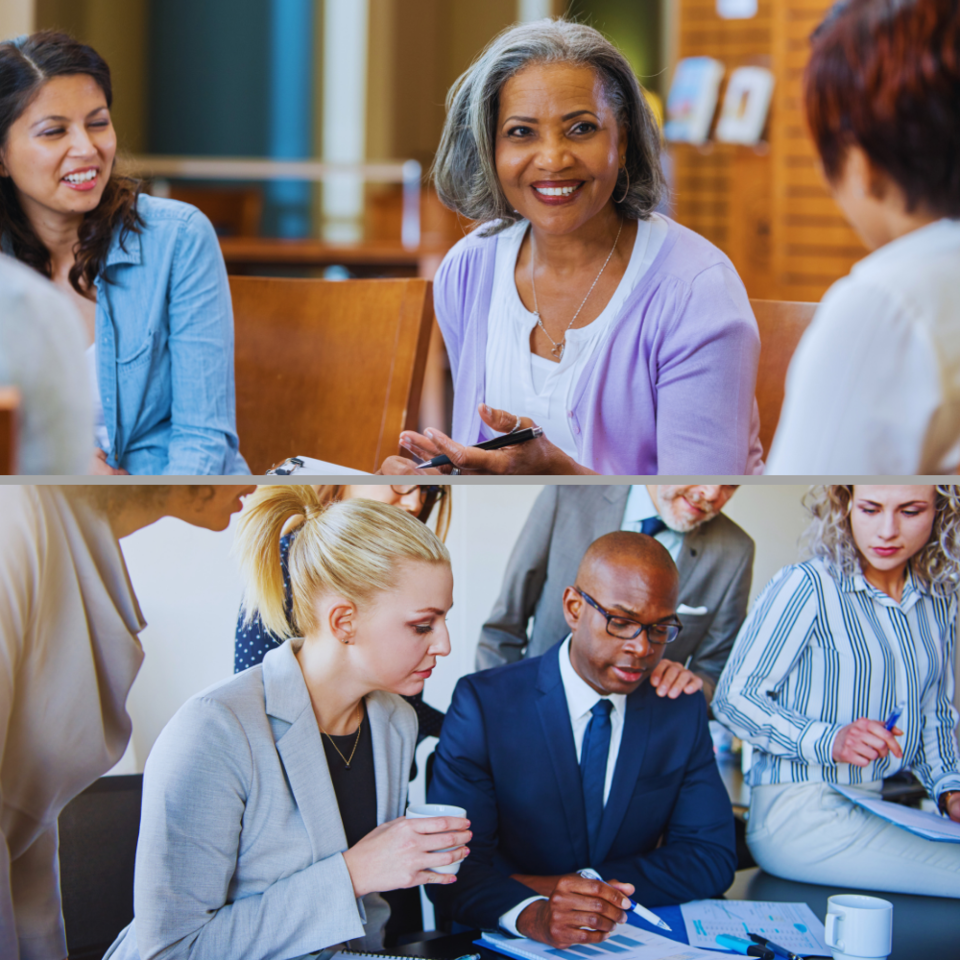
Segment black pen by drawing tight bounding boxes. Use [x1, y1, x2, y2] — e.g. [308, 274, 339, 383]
[748, 933, 803, 960]
[415, 426, 543, 470]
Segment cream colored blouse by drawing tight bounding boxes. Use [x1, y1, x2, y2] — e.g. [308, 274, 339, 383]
[0, 487, 146, 960]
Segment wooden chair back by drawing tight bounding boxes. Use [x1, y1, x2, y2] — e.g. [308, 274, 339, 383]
[231, 277, 434, 474]
[167, 185, 263, 236]
[0, 387, 19, 475]
[752, 299, 818, 457]
[366, 184, 475, 249]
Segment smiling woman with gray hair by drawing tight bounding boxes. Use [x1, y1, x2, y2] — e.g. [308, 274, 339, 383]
[382, 19, 762, 476]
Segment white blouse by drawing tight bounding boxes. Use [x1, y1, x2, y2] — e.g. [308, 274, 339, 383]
[484, 216, 668, 459]
[0, 488, 145, 960]
[766, 218, 960, 474]
[86, 342, 111, 455]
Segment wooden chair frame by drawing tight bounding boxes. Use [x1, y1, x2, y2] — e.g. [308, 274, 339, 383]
[231, 276, 433, 474]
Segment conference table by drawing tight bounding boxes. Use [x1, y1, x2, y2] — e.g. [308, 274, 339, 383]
[392, 758, 955, 960]
[393, 866, 957, 960]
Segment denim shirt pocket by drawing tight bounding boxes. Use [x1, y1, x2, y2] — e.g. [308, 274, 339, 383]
[116, 331, 155, 369]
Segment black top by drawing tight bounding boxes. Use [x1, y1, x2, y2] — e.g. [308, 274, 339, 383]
[235, 532, 445, 742]
[321, 706, 378, 849]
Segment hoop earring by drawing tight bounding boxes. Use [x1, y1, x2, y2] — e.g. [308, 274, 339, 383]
[614, 166, 630, 204]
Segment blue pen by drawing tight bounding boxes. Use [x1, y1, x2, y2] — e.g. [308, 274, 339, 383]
[885, 703, 905, 731]
[576, 868, 672, 932]
[716, 934, 775, 959]
[748, 932, 802, 960]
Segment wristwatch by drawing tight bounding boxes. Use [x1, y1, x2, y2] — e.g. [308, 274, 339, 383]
[937, 790, 959, 815]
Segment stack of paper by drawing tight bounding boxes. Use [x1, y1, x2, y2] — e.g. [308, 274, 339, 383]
[832, 784, 960, 842]
[679, 900, 827, 955]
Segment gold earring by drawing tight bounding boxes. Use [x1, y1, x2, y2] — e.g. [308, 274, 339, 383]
[615, 165, 630, 204]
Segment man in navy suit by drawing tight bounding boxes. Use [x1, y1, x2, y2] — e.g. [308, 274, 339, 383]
[428, 531, 736, 948]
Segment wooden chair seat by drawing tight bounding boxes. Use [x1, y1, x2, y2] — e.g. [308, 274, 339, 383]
[752, 298, 818, 458]
[231, 276, 433, 474]
[0, 387, 20, 475]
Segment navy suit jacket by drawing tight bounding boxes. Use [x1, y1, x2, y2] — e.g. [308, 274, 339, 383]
[427, 641, 736, 930]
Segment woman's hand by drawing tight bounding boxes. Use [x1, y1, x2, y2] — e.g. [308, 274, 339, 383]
[945, 793, 960, 823]
[393, 405, 597, 475]
[649, 660, 703, 699]
[831, 718, 903, 767]
[89, 449, 129, 475]
[341, 815, 471, 897]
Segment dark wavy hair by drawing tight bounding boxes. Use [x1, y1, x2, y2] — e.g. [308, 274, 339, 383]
[805, 0, 960, 217]
[0, 31, 143, 294]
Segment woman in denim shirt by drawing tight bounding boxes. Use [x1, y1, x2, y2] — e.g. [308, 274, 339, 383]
[0, 32, 248, 475]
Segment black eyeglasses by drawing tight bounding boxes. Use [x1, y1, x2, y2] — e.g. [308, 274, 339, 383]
[575, 588, 682, 644]
[391, 485, 445, 499]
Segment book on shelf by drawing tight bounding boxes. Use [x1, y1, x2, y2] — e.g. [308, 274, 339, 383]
[715, 66, 775, 145]
[664, 58, 725, 145]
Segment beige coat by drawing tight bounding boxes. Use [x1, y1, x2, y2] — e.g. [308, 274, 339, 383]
[0, 487, 146, 960]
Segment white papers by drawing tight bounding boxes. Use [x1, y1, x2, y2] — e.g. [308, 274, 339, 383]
[480, 924, 720, 960]
[266, 455, 370, 475]
[680, 900, 827, 955]
[717, 0, 758, 17]
[832, 784, 960, 842]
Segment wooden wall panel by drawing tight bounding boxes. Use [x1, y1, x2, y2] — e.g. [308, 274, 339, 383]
[670, 0, 868, 303]
[769, 1, 868, 302]
[671, 0, 774, 298]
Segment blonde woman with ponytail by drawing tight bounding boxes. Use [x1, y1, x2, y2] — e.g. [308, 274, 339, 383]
[106, 487, 469, 960]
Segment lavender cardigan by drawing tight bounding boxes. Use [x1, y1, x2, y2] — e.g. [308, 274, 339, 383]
[434, 216, 763, 475]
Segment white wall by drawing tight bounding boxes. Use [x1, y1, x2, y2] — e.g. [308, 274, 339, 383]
[118, 484, 544, 771]
[0, 0, 33, 40]
[118, 482, 814, 772]
[725, 482, 809, 602]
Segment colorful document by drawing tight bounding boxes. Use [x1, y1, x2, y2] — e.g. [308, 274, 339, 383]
[679, 900, 827, 955]
[479, 925, 721, 960]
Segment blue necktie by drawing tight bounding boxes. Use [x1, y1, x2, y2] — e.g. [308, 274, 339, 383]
[580, 699, 614, 859]
[639, 516, 667, 537]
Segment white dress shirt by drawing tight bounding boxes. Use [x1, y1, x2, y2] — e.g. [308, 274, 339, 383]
[766, 218, 960, 474]
[485, 217, 668, 459]
[499, 636, 626, 934]
[620, 486, 683, 562]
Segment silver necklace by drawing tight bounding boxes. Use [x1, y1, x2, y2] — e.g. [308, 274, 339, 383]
[531, 217, 624, 361]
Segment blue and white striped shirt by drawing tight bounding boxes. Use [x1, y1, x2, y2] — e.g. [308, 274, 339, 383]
[713, 558, 960, 801]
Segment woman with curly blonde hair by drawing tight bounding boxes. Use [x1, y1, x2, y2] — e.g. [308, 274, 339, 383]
[713, 485, 960, 896]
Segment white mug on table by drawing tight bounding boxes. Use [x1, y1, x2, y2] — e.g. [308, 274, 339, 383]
[405, 803, 468, 875]
[825, 894, 893, 960]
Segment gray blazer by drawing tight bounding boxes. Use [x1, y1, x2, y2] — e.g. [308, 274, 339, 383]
[476, 486, 755, 694]
[106, 640, 417, 960]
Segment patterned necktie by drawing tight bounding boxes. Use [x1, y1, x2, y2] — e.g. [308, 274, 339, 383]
[580, 699, 614, 859]
[639, 516, 667, 538]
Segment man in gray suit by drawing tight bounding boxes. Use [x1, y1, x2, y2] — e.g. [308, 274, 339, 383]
[477, 485, 754, 702]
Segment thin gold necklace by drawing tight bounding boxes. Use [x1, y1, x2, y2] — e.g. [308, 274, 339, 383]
[531, 217, 624, 361]
[321, 703, 363, 770]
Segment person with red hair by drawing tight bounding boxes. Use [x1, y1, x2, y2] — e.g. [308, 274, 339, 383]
[766, 0, 960, 474]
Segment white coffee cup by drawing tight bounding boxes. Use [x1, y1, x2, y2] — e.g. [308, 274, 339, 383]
[405, 803, 468, 875]
[824, 894, 893, 960]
